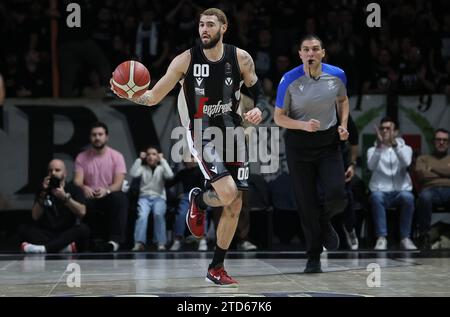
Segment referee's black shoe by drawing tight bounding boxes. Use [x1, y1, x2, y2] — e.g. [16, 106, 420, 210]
[304, 258, 322, 273]
[322, 222, 340, 250]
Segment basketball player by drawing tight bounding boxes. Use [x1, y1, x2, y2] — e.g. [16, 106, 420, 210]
[111, 8, 264, 287]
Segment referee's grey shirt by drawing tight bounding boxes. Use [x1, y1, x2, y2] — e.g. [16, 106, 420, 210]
[275, 63, 347, 130]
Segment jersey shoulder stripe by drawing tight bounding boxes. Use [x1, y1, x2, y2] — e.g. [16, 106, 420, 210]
[322, 63, 347, 86]
[275, 66, 305, 108]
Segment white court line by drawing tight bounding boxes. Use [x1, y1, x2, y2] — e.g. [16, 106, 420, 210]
[0, 261, 17, 271]
[252, 259, 308, 290]
[46, 270, 67, 297]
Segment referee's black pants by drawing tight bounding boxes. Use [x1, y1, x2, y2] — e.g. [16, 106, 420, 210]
[285, 129, 347, 259]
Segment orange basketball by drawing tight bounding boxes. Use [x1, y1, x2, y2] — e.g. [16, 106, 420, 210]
[111, 60, 150, 98]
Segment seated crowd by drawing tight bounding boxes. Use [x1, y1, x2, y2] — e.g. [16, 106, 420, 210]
[18, 120, 450, 253]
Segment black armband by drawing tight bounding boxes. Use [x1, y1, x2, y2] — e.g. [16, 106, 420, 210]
[247, 79, 266, 111]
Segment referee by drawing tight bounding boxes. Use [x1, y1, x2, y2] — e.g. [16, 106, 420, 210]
[274, 35, 349, 273]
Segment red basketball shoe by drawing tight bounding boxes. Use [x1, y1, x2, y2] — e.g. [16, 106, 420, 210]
[186, 187, 206, 238]
[206, 265, 239, 287]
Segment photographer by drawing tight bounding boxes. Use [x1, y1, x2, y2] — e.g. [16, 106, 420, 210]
[19, 159, 90, 253]
[130, 146, 174, 251]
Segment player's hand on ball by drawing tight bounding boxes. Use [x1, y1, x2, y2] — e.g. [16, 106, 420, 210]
[244, 108, 262, 125]
[110, 78, 125, 99]
[110, 61, 150, 99]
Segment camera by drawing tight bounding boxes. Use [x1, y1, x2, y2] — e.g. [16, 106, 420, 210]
[48, 176, 61, 190]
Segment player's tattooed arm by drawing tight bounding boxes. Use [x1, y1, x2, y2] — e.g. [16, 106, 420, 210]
[202, 190, 224, 207]
[237, 48, 258, 87]
[132, 50, 191, 106]
[132, 91, 157, 106]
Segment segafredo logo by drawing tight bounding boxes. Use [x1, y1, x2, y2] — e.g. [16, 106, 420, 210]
[203, 100, 233, 117]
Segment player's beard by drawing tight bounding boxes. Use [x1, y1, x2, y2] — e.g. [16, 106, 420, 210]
[201, 31, 221, 49]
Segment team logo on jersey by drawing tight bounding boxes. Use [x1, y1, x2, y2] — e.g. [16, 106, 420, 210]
[194, 98, 233, 118]
[328, 79, 336, 90]
[225, 77, 233, 86]
[196, 78, 203, 86]
[195, 88, 205, 96]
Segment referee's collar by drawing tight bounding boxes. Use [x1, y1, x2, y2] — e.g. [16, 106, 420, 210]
[303, 63, 323, 80]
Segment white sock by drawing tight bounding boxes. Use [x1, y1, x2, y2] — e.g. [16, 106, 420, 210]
[24, 243, 46, 254]
[108, 240, 119, 252]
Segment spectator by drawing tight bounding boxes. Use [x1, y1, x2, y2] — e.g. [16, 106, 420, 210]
[0, 72, 4, 129]
[0, 72, 4, 104]
[437, 59, 450, 98]
[81, 71, 107, 98]
[165, 0, 202, 52]
[54, 0, 111, 97]
[415, 128, 450, 249]
[362, 48, 399, 94]
[135, 9, 169, 79]
[339, 115, 360, 250]
[367, 117, 417, 250]
[74, 121, 128, 252]
[110, 35, 130, 69]
[0, 0, 447, 99]
[3, 54, 20, 97]
[398, 45, 436, 95]
[269, 55, 291, 84]
[91, 7, 114, 56]
[251, 29, 275, 79]
[130, 146, 174, 251]
[16, 50, 51, 97]
[438, 13, 450, 66]
[19, 159, 89, 253]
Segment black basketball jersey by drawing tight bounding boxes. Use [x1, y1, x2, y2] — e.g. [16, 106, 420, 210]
[177, 44, 243, 131]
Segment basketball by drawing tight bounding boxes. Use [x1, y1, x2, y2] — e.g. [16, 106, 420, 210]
[111, 60, 150, 98]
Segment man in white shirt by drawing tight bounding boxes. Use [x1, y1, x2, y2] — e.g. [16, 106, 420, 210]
[367, 117, 417, 250]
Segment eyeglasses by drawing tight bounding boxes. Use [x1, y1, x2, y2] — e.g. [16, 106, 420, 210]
[434, 138, 449, 143]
